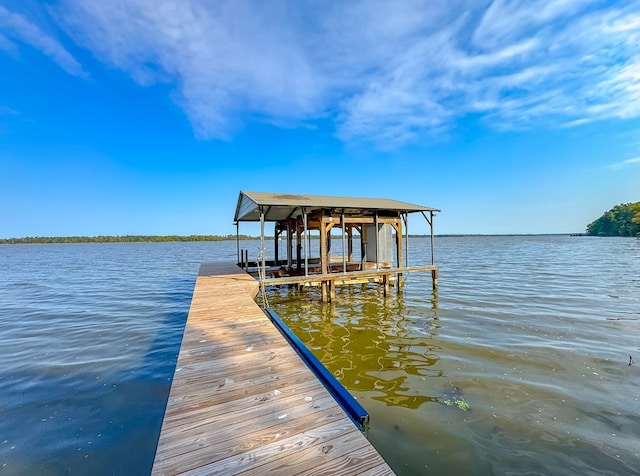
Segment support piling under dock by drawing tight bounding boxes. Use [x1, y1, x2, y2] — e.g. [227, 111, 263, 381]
[152, 262, 394, 475]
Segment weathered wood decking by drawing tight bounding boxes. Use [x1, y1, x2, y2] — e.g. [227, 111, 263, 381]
[152, 262, 394, 475]
[260, 264, 438, 287]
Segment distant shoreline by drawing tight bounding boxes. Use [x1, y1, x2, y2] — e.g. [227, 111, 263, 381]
[0, 233, 586, 244]
[0, 235, 255, 244]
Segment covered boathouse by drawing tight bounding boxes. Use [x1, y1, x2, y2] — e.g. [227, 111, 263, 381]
[234, 191, 440, 302]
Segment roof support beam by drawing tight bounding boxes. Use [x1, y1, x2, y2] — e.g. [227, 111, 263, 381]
[374, 211, 379, 270]
[303, 210, 309, 277]
[341, 212, 347, 274]
[287, 220, 292, 268]
[286, 207, 299, 220]
[235, 222, 240, 264]
[260, 206, 266, 278]
[430, 210, 435, 266]
[403, 213, 409, 268]
[421, 210, 436, 266]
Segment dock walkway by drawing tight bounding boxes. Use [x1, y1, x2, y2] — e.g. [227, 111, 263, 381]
[152, 262, 394, 475]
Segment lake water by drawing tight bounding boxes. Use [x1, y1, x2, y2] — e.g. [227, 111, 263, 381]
[1, 236, 639, 475]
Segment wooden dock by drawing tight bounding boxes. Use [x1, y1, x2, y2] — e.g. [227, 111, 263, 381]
[152, 262, 394, 475]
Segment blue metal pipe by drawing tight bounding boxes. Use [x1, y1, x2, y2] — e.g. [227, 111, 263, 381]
[265, 308, 370, 432]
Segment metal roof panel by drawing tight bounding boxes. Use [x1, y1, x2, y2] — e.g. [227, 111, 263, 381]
[234, 191, 439, 222]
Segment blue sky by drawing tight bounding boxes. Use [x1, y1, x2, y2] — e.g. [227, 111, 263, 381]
[1, 0, 639, 237]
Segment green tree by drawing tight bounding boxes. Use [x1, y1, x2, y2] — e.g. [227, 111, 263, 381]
[586, 202, 640, 236]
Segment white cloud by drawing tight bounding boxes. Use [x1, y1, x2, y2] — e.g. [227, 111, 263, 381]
[55, 0, 325, 139]
[0, 5, 84, 76]
[472, 0, 598, 48]
[338, 1, 640, 143]
[605, 157, 640, 168]
[6, 0, 640, 145]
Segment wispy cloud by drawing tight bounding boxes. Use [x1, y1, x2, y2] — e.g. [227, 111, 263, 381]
[0, 105, 19, 116]
[55, 0, 326, 139]
[605, 157, 640, 169]
[4, 0, 640, 145]
[0, 5, 84, 76]
[0, 32, 16, 53]
[338, 0, 640, 142]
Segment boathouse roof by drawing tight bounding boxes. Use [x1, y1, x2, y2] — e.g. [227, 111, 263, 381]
[234, 191, 439, 222]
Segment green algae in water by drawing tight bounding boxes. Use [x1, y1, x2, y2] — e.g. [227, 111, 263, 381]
[440, 387, 470, 411]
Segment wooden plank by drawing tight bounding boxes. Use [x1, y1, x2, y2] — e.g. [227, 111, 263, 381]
[186, 420, 386, 476]
[261, 265, 438, 287]
[152, 262, 394, 476]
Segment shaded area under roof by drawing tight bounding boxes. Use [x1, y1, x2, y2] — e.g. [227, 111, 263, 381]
[234, 191, 439, 222]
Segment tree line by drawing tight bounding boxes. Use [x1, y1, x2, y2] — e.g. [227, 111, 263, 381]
[0, 235, 259, 244]
[586, 202, 640, 237]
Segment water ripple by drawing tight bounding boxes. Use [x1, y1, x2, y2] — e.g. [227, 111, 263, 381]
[271, 236, 640, 475]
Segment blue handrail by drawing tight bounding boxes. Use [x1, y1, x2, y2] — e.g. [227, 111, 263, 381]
[265, 307, 370, 432]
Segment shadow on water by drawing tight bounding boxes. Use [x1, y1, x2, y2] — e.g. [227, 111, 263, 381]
[130, 275, 193, 472]
[0, 276, 192, 476]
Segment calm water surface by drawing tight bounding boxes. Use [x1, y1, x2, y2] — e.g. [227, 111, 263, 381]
[1, 236, 639, 475]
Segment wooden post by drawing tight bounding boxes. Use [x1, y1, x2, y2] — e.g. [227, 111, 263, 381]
[361, 224, 367, 270]
[430, 210, 435, 266]
[320, 216, 328, 276]
[296, 222, 302, 272]
[404, 213, 409, 268]
[374, 212, 379, 270]
[303, 211, 309, 276]
[260, 211, 265, 265]
[432, 268, 438, 291]
[383, 274, 389, 297]
[394, 217, 403, 290]
[330, 279, 336, 301]
[395, 217, 402, 269]
[287, 220, 292, 268]
[260, 209, 266, 297]
[341, 213, 346, 274]
[235, 222, 240, 265]
[321, 280, 328, 303]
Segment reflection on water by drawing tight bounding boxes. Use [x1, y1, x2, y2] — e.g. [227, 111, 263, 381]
[269, 236, 640, 475]
[271, 286, 441, 411]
